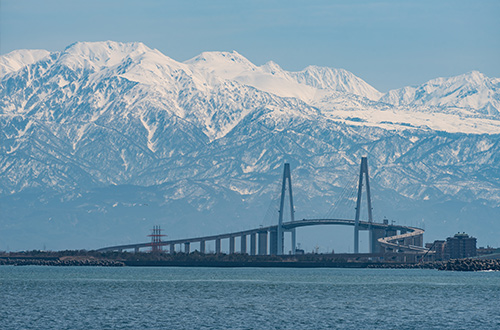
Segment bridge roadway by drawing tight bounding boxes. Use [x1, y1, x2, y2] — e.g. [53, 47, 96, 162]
[97, 218, 427, 255]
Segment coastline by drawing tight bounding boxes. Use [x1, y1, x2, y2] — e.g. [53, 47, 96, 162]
[1, 251, 500, 271]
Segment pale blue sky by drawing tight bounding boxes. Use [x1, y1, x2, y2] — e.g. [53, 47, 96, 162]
[1, 0, 499, 91]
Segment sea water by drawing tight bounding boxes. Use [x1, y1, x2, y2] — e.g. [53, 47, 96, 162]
[1, 266, 499, 329]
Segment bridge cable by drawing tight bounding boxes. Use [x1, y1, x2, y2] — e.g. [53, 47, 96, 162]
[261, 175, 283, 227]
[324, 172, 359, 219]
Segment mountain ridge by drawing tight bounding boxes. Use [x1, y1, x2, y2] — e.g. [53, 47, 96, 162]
[1, 41, 499, 251]
[3, 41, 499, 116]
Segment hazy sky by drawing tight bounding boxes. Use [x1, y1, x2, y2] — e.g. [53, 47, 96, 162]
[1, 0, 499, 91]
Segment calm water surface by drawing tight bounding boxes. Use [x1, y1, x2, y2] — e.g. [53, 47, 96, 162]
[1, 266, 499, 329]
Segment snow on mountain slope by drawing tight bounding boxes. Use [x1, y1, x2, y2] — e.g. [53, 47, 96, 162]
[0, 41, 323, 192]
[380, 71, 500, 117]
[185, 51, 382, 103]
[310, 70, 500, 134]
[61, 41, 154, 69]
[184, 50, 500, 134]
[1, 41, 499, 189]
[185, 51, 318, 102]
[185, 51, 258, 80]
[0, 49, 50, 78]
[290, 65, 383, 101]
[1, 42, 264, 141]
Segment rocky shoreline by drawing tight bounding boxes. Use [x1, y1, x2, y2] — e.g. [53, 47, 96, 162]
[0, 257, 125, 267]
[369, 258, 500, 271]
[436, 259, 500, 271]
[1, 252, 499, 271]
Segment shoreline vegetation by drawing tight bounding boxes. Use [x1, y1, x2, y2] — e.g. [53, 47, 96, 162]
[1, 250, 499, 271]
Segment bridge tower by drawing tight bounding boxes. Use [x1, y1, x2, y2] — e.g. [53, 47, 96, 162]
[354, 157, 373, 254]
[277, 163, 296, 255]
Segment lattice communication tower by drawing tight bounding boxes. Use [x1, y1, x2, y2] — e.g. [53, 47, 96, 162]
[148, 225, 166, 253]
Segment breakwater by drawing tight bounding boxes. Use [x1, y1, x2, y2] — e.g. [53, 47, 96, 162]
[369, 258, 500, 271]
[2, 251, 499, 271]
[0, 256, 124, 267]
[436, 258, 500, 271]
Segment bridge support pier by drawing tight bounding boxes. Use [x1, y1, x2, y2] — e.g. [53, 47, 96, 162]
[270, 230, 278, 255]
[250, 233, 256, 255]
[386, 228, 397, 237]
[229, 237, 235, 254]
[370, 228, 386, 253]
[184, 242, 190, 254]
[215, 238, 221, 254]
[134, 247, 139, 253]
[240, 235, 247, 254]
[413, 234, 423, 247]
[170, 244, 175, 254]
[258, 231, 268, 255]
[200, 240, 205, 254]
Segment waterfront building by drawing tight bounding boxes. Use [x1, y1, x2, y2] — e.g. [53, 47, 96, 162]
[432, 240, 446, 261]
[477, 246, 499, 256]
[444, 233, 477, 260]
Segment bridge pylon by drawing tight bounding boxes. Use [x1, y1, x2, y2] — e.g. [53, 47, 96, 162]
[354, 157, 374, 254]
[277, 163, 295, 255]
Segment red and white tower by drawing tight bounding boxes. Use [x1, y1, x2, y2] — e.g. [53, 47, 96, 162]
[148, 225, 166, 253]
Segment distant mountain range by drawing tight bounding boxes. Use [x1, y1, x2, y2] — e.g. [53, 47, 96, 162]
[1, 41, 499, 251]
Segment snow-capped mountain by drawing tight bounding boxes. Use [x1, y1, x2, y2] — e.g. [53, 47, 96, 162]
[0, 49, 50, 78]
[185, 51, 382, 102]
[1, 41, 499, 251]
[379, 71, 500, 117]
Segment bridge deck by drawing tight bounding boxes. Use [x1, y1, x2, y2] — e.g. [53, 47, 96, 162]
[97, 218, 427, 254]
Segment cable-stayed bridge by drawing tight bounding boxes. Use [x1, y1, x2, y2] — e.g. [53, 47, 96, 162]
[97, 157, 427, 256]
